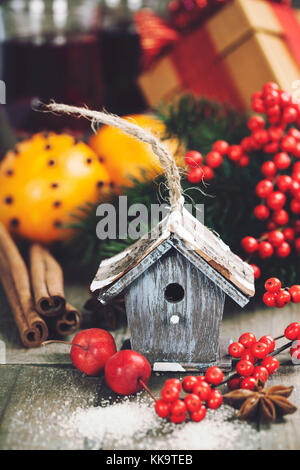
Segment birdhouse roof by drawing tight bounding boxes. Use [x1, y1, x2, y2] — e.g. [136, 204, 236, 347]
[91, 208, 255, 307]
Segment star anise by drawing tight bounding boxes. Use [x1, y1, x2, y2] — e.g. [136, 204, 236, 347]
[223, 382, 297, 423]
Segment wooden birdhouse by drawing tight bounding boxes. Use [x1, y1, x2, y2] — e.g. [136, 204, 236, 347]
[91, 207, 255, 372]
[45, 101, 255, 372]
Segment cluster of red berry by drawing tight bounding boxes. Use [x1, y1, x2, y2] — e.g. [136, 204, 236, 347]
[154, 366, 224, 424]
[184, 82, 300, 280]
[227, 320, 300, 390]
[241, 83, 300, 273]
[185, 139, 248, 184]
[263, 277, 300, 308]
[227, 332, 279, 391]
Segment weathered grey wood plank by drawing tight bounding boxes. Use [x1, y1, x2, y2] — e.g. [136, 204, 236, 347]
[126, 248, 225, 365]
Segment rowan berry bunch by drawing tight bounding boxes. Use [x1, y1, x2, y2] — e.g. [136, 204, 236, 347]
[184, 82, 300, 284]
[263, 277, 300, 308]
[154, 366, 224, 424]
[227, 321, 300, 390]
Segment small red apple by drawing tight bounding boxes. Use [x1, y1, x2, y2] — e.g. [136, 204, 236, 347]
[105, 350, 151, 395]
[70, 328, 117, 376]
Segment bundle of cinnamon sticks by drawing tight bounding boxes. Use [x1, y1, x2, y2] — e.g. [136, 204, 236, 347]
[0, 223, 82, 348]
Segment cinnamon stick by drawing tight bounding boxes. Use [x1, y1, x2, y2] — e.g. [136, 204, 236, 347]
[0, 223, 48, 347]
[29, 244, 65, 317]
[56, 303, 82, 337]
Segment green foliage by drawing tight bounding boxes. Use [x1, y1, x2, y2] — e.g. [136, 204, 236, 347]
[62, 94, 300, 293]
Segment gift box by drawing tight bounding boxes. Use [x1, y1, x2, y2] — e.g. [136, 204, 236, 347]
[138, 0, 300, 109]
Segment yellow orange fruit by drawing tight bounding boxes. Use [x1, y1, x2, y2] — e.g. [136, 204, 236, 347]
[89, 114, 182, 187]
[0, 132, 110, 244]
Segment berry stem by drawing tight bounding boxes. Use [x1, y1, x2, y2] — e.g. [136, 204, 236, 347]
[216, 340, 293, 388]
[270, 340, 293, 357]
[274, 334, 285, 341]
[138, 379, 156, 402]
[42, 340, 88, 351]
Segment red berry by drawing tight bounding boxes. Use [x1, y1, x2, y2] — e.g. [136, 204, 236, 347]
[70, 328, 117, 377]
[290, 199, 300, 214]
[280, 90, 292, 106]
[241, 376, 257, 390]
[264, 89, 280, 107]
[269, 126, 284, 141]
[184, 394, 202, 413]
[227, 377, 241, 390]
[264, 141, 279, 154]
[276, 289, 291, 308]
[155, 399, 171, 418]
[212, 140, 229, 155]
[272, 209, 289, 225]
[252, 98, 265, 113]
[206, 151, 223, 168]
[280, 136, 296, 153]
[265, 277, 282, 292]
[170, 413, 187, 424]
[182, 376, 198, 393]
[266, 191, 286, 211]
[268, 230, 284, 247]
[251, 342, 269, 359]
[252, 129, 269, 146]
[241, 236, 258, 253]
[283, 227, 295, 242]
[228, 342, 245, 358]
[228, 145, 242, 162]
[289, 285, 300, 303]
[247, 115, 265, 131]
[277, 175, 292, 193]
[185, 150, 203, 168]
[253, 366, 269, 383]
[263, 291, 277, 307]
[258, 241, 274, 259]
[256, 180, 273, 198]
[259, 335, 275, 353]
[239, 332, 257, 348]
[285, 322, 300, 340]
[205, 366, 224, 385]
[254, 205, 270, 221]
[236, 360, 255, 377]
[190, 405, 207, 422]
[207, 390, 223, 409]
[261, 161, 277, 177]
[261, 356, 279, 375]
[202, 165, 214, 181]
[276, 241, 291, 258]
[196, 375, 206, 382]
[164, 378, 182, 391]
[251, 264, 261, 279]
[161, 384, 181, 403]
[287, 127, 300, 139]
[241, 350, 256, 363]
[192, 381, 211, 401]
[282, 106, 298, 123]
[105, 350, 151, 395]
[170, 399, 187, 417]
[263, 82, 279, 93]
[187, 167, 203, 183]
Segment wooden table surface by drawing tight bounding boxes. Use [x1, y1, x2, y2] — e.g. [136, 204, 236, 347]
[0, 281, 299, 450]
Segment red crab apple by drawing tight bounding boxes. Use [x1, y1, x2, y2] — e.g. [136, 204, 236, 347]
[105, 350, 151, 396]
[69, 328, 117, 376]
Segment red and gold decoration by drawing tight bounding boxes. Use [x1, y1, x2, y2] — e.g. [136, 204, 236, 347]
[137, 0, 300, 110]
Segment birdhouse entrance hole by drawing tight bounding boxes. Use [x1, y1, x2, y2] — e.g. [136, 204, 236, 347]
[164, 283, 185, 303]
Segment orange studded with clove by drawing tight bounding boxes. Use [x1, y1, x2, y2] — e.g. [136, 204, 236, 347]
[0, 132, 110, 243]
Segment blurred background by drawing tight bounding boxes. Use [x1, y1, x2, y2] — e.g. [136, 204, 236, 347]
[0, 0, 299, 139]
